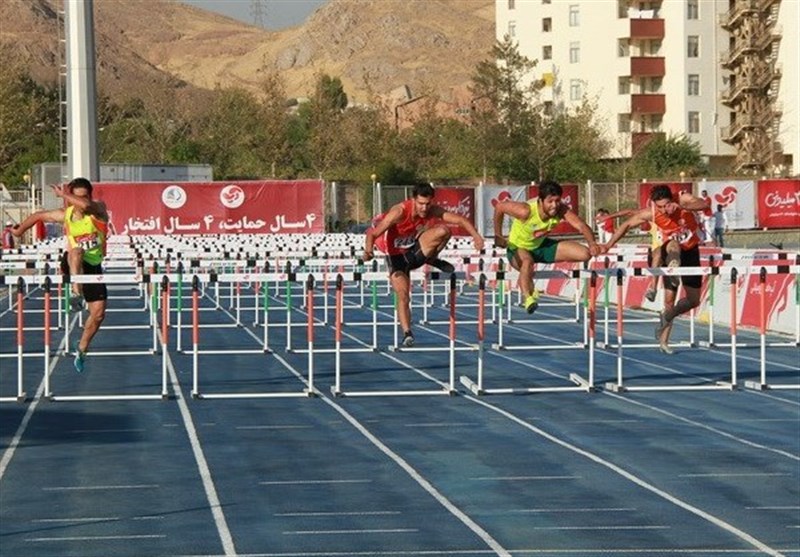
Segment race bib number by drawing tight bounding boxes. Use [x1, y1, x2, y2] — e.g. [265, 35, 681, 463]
[393, 235, 416, 249]
[75, 233, 100, 251]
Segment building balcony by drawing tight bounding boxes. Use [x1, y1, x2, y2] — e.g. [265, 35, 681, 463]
[720, 66, 781, 105]
[720, 30, 781, 68]
[630, 56, 665, 77]
[720, 0, 760, 30]
[721, 116, 764, 142]
[630, 94, 665, 114]
[629, 18, 664, 40]
[631, 132, 664, 154]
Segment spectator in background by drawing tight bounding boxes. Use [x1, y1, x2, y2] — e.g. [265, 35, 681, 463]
[699, 190, 714, 244]
[713, 204, 728, 248]
[2, 221, 17, 249]
[595, 208, 614, 244]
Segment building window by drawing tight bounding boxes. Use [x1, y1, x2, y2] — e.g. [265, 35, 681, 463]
[542, 17, 552, 32]
[617, 0, 627, 18]
[542, 0, 551, 4]
[570, 79, 582, 101]
[543, 45, 552, 60]
[569, 4, 580, 26]
[688, 74, 700, 96]
[618, 76, 631, 94]
[688, 111, 700, 133]
[618, 38, 630, 57]
[618, 113, 631, 133]
[543, 101, 553, 115]
[688, 35, 699, 58]
[649, 40, 661, 55]
[569, 42, 580, 63]
[508, 21, 516, 37]
[687, 0, 699, 20]
[508, 0, 516, 9]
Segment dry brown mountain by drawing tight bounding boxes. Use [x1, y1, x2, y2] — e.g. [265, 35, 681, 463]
[0, 0, 494, 105]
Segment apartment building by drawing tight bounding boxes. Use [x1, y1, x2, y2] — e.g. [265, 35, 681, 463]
[496, 0, 798, 176]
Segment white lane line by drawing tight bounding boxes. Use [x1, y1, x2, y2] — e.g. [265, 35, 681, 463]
[27, 535, 166, 542]
[260, 479, 371, 485]
[69, 428, 146, 433]
[275, 511, 401, 517]
[164, 338, 237, 556]
[42, 485, 158, 491]
[404, 422, 481, 427]
[747, 506, 800, 510]
[282, 528, 418, 535]
[477, 507, 636, 514]
[529, 525, 670, 530]
[465, 394, 786, 557]
[0, 321, 73, 481]
[679, 473, 790, 478]
[470, 475, 580, 481]
[32, 516, 164, 522]
[235, 425, 313, 430]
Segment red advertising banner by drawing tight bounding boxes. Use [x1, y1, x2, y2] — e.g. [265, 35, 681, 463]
[527, 183, 580, 235]
[756, 179, 800, 229]
[435, 187, 475, 236]
[94, 180, 324, 235]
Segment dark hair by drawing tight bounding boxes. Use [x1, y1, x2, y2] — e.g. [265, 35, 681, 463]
[537, 180, 562, 199]
[68, 177, 93, 196]
[650, 185, 673, 202]
[412, 182, 435, 198]
[717, 204, 723, 211]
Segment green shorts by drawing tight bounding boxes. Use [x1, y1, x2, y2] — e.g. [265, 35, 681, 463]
[507, 237, 560, 264]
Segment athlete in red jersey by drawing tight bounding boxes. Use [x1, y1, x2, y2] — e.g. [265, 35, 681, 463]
[601, 185, 709, 354]
[364, 183, 484, 347]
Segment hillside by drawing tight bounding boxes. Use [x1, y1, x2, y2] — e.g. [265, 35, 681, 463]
[0, 0, 495, 104]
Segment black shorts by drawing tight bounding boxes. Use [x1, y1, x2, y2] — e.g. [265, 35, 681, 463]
[659, 244, 701, 290]
[385, 240, 427, 275]
[61, 253, 107, 302]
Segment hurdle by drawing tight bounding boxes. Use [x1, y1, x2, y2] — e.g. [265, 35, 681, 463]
[333, 274, 469, 397]
[461, 272, 598, 395]
[189, 274, 312, 399]
[48, 272, 169, 402]
[0, 278, 32, 402]
[745, 267, 800, 391]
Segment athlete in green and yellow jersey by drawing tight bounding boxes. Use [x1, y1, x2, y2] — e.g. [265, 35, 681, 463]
[14, 178, 109, 372]
[493, 181, 603, 313]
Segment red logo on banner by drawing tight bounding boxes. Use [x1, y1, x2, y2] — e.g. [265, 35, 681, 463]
[491, 191, 512, 207]
[714, 185, 738, 207]
[757, 179, 800, 229]
[436, 187, 475, 236]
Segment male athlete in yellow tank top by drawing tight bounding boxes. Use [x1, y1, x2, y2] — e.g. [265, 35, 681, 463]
[13, 178, 109, 372]
[493, 181, 603, 313]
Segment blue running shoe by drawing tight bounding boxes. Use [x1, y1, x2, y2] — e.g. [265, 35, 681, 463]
[70, 294, 84, 313]
[402, 330, 415, 348]
[74, 350, 86, 373]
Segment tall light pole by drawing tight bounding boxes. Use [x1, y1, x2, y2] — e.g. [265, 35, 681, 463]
[371, 173, 379, 216]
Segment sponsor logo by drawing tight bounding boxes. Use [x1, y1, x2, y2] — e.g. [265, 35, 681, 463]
[162, 185, 187, 209]
[220, 185, 245, 209]
[764, 191, 800, 208]
[491, 191, 511, 207]
[714, 185, 737, 207]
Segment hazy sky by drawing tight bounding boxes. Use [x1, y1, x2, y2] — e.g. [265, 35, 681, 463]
[180, 0, 329, 30]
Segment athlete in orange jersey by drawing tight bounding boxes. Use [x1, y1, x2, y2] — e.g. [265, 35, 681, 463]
[601, 185, 710, 354]
[364, 183, 484, 347]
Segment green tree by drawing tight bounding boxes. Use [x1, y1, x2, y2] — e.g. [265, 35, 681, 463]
[633, 134, 705, 179]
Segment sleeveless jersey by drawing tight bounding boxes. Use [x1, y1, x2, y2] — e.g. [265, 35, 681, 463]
[65, 206, 108, 266]
[373, 199, 440, 255]
[652, 206, 700, 251]
[507, 199, 561, 251]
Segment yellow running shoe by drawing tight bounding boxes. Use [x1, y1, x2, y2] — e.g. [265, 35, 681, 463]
[524, 291, 540, 314]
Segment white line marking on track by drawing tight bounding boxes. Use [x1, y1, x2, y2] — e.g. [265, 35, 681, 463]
[679, 473, 790, 478]
[42, 484, 158, 491]
[470, 475, 581, 481]
[163, 336, 237, 556]
[477, 507, 636, 514]
[282, 528, 418, 535]
[260, 479, 371, 485]
[275, 511, 401, 517]
[235, 425, 313, 430]
[528, 525, 670, 530]
[746, 506, 800, 510]
[464, 394, 787, 557]
[32, 515, 164, 522]
[26, 535, 166, 542]
[404, 422, 481, 427]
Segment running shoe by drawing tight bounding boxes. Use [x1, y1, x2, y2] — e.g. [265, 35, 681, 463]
[644, 287, 657, 302]
[74, 350, 86, 373]
[402, 330, 415, 348]
[654, 311, 670, 341]
[658, 343, 674, 355]
[524, 291, 539, 314]
[69, 294, 84, 313]
[428, 258, 455, 274]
